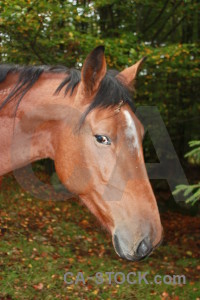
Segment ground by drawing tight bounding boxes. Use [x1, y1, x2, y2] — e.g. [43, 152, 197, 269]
[0, 172, 199, 300]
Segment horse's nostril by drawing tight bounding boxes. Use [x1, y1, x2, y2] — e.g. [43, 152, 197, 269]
[137, 238, 151, 258]
[113, 231, 154, 261]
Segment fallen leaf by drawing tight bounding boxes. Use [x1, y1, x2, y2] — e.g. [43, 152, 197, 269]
[33, 283, 44, 290]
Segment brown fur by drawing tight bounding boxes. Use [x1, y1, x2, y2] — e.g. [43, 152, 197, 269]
[0, 47, 162, 259]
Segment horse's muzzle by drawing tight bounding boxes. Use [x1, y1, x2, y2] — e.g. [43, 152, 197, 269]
[113, 233, 152, 261]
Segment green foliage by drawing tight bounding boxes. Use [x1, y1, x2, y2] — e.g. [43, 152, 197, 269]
[173, 141, 200, 205]
[173, 183, 200, 204]
[185, 141, 200, 165]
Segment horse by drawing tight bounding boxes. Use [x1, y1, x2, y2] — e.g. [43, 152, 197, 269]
[0, 46, 163, 261]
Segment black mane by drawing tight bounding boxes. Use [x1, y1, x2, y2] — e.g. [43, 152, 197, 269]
[81, 70, 135, 124]
[0, 64, 135, 120]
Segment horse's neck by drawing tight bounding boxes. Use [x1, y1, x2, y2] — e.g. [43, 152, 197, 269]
[0, 73, 74, 176]
[0, 115, 54, 176]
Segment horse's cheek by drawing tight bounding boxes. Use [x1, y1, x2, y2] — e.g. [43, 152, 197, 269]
[54, 141, 90, 195]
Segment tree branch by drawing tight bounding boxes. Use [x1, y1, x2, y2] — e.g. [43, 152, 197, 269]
[160, 15, 186, 43]
[151, 0, 183, 45]
[142, 6, 153, 30]
[143, 0, 170, 34]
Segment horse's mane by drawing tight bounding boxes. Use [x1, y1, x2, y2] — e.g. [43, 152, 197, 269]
[0, 64, 135, 120]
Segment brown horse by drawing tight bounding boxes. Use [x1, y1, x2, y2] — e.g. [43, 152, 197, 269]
[0, 46, 162, 261]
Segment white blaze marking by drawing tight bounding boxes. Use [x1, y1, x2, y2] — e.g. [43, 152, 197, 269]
[0, 88, 11, 95]
[123, 110, 140, 151]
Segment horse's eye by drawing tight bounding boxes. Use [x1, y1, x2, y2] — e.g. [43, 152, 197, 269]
[95, 135, 111, 145]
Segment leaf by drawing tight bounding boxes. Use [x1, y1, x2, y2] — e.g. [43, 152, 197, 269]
[33, 283, 44, 290]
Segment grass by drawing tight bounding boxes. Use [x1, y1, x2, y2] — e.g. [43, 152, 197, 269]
[0, 173, 199, 299]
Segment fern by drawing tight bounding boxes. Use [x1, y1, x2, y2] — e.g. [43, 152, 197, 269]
[185, 140, 200, 164]
[173, 140, 200, 205]
[173, 183, 200, 205]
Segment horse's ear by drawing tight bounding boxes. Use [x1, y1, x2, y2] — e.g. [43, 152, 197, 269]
[81, 46, 106, 95]
[117, 57, 147, 88]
